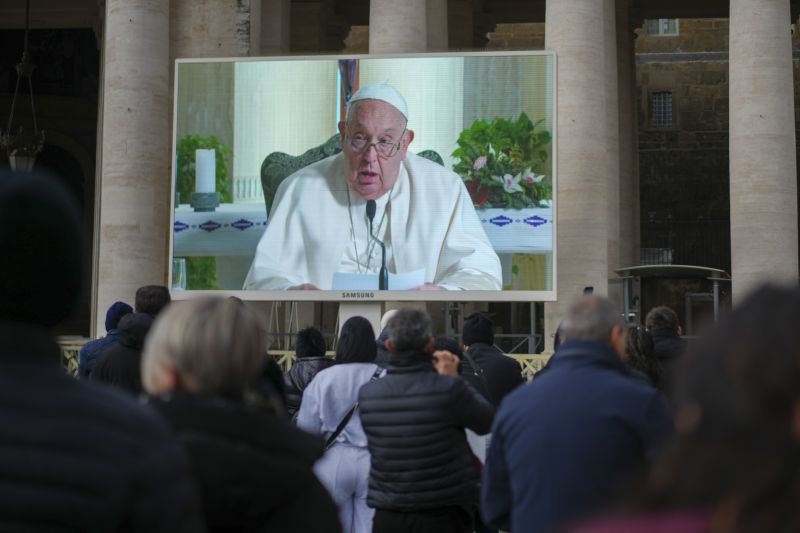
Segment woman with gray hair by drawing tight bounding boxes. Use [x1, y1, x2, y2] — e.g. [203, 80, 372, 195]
[142, 297, 340, 533]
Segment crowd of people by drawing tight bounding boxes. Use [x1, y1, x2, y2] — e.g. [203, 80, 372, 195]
[4, 169, 800, 533]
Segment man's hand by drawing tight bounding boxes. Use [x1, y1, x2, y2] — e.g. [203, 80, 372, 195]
[417, 283, 445, 291]
[288, 283, 320, 290]
[433, 349, 460, 376]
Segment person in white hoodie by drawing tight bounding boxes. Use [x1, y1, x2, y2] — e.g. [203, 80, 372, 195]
[297, 316, 383, 533]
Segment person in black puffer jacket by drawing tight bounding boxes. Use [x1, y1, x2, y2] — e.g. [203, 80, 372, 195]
[283, 326, 333, 418]
[359, 308, 494, 533]
[142, 296, 340, 533]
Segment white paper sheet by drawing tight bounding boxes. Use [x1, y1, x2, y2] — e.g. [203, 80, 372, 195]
[331, 268, 426, 291]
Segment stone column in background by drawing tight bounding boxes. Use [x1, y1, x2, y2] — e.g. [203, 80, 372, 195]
[544, 0, 616, 346]
[171, 0, 251, 58]
[604, 0, 622, 308]
[369, 0, 427, 53]
[616, 0, 639, 314]
[426, 0, 448, 52]
[95, 0, 170, 335]
[729, 0, 798, 301]
[258, 0, 291, 55]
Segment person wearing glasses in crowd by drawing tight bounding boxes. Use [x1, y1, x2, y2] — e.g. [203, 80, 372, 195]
[244, 82, 501, 291]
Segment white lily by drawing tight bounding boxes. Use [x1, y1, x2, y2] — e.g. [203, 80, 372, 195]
[493, 173, 524, 194]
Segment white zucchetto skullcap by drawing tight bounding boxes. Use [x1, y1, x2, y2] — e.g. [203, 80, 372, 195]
[348, 83, 408, 119]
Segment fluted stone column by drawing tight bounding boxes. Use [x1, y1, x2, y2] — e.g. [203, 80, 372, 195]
[544, 0, 616, 344]
[729, 0, 799, 301]
[369, 0, 427, 53]
[94, 0, 170, 335]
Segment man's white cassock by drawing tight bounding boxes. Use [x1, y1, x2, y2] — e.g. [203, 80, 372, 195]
[243, 152, 502, 290]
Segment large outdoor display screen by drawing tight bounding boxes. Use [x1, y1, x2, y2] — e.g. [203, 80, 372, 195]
[170, 51, 556, 302]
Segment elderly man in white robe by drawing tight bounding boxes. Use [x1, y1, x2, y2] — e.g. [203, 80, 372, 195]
[243, 83, 502, 291]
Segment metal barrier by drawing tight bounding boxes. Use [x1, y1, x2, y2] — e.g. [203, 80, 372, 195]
[58, 339, 552, 382]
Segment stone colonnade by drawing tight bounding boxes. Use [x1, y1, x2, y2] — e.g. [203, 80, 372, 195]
[94, 0, 253, 335]
[729, 0, 799, 300]
[95, 0, 171, 336]
[93, 0, 798, 337]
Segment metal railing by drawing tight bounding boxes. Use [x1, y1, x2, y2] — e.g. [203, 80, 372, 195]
[59, 339, 553, 382]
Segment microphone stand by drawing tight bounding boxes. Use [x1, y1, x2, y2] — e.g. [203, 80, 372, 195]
[375, 239, 388, 290]
[366, 200, 389, 290]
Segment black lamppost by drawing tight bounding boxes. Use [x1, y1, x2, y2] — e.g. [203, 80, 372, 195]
[1, 0, 45, 172]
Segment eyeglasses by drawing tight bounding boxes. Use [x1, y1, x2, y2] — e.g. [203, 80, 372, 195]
[346, 128, 406, 158]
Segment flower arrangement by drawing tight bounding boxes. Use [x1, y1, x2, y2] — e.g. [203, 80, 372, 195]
[452, 113, 552, 209]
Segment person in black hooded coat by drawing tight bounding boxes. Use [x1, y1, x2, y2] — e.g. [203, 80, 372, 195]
[142, 296, 340, 533]
[91, 312, 154, 395]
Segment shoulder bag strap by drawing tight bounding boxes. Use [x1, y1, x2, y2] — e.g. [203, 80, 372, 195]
[324, 366, 383, 451]
[462, 348, 495, 405]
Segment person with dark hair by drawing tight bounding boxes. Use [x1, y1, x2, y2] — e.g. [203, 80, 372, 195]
[142, 297, 340, 533]
[432, 335, 463, 361]
[77, 300, 133, 379]
[374, 309, 398, 368]
[91, 312, 154, 395]
[625, 324, 662, 389]
[460, 311, 524, 407]
[0, 169, 203, 531]
[645, 305, 687, 399]
[297, 316, 382, 533]
[359, 308, 494, 533]
[573, 285, 800, 533]
[89, 286, 171, 383]
[482, 295, 674, 533]
[135, 284, 172, 316]
[284, 326, 333, 418]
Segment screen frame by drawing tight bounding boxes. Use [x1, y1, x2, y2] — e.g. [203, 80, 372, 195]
[169, 50, 558, 302]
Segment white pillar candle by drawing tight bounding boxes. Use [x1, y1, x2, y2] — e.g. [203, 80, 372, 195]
[195, 149, 216, 193]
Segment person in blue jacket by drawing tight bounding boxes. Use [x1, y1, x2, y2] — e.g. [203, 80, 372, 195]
[482, 294, 674, 533]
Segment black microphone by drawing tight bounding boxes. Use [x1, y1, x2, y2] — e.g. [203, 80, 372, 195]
[366, 200, 388, 290]
[366, 199, 376, 226]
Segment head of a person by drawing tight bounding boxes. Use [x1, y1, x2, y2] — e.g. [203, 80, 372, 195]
[380, 308, 399, 333]
[432, 335, 463, 360]
[625, 324, 659, 386]
[337, 83, 415, 201]
[117, 312, 154, 350]
[0, 169, 82, 328]
[335, 316, 377, 364]
[560, 295, 627, 357]
[142, 297, 267, 399]
[645, 305, 680, 334]
[638, 285, 800, 527]
[105, 301, 133, 333]
[295, 326, 327, 359]
[135, 285, 171, 317]
[384, 308, 433, 363]
[461, 311, 494, 347]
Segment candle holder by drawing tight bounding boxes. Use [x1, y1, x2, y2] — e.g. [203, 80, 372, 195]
[190, 191, 220, 212]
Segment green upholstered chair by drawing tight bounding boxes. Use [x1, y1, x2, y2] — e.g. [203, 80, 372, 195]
[260, 134, 444, 214]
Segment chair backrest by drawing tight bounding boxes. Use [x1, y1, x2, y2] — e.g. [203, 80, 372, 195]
[260, 134, 444, 214]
